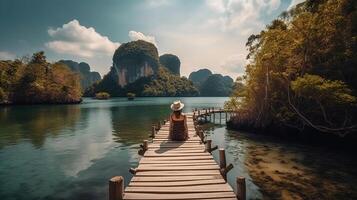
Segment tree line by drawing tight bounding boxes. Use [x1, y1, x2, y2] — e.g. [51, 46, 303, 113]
[226, 0, 357, 136]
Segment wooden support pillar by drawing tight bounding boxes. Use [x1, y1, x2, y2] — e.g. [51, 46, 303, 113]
[109, 176, 124, 200]
[225, 112, 228, 122]
[143, 140, 148, 151]
[219, 148, 227, 180]
[220, 112, 222, 124]
[219, 148, 226, 169]
[151, 126, 156, 138]
[236, 177, 246, 200]
[213, 113, 215, 123]
[158, 121, 162, 129]
[205, 139, 212, 153]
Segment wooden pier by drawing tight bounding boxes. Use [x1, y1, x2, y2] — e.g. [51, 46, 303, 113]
[109, 110, 246, 200]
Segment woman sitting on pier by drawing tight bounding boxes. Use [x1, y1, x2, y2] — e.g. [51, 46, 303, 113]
[169, 100, 188, 141]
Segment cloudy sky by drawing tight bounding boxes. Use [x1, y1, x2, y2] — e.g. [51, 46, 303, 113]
[0, 0, 304, 79]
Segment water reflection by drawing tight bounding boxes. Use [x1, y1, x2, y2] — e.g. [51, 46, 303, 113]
[0, 105, 81, 149]
[0, 97, 228, 200]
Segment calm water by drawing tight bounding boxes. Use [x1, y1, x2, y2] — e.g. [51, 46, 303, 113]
[1, 97, 356, 200]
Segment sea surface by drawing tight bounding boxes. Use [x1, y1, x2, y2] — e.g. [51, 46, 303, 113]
[0, 97, 356, 200]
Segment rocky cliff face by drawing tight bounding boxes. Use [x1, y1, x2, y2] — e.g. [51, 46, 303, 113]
[114, 61, 155, 87]
[112, 40, 159, 87]
[59, 60, 101, 90]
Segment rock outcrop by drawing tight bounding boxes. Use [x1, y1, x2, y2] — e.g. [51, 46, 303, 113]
[188, 69, 213, 87]
[159, 54, 180, 76]
[59, 60, 101, 90]
[112, 40, 159, 87]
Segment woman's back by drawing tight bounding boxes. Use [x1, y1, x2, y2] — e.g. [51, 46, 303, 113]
[170, 114, 187, 141]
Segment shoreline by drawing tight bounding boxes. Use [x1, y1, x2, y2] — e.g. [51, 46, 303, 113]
[0, 99, 83, 106]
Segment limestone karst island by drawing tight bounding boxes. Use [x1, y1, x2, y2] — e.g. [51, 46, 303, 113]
[0, 0, 356, 200]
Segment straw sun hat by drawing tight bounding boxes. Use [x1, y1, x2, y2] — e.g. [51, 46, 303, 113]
[170, 100, 184, 111]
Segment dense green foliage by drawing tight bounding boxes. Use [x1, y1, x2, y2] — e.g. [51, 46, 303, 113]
[58, 60, 101, 91]
[200, 74, 233, 96]
[188, 69, 213, 87]
[85, 67, 198, 97]
[159, 54, 181, 75]
[113, 40, 159, 71]
[142, 67, 198, 96]
[95, 92, 110, 100]
[0, 52, 82, 104]
[189, 69, 234, 96]
[226, 0, 357, 135]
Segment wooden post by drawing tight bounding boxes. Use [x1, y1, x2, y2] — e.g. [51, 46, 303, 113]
[151, 126, 156, 138]
[143, 140, 148, 151]
[213, 113, 215, 123]
[219, 148, 226, 169]
[225, 112, 228, 122]
[198, 131, 204, 142]
[205, 139, 212, 153]
[236, 177, 246, 200]
[158, 121, 161, 129]
[220, 112, 222, 124]
[109, 176, 124, 200]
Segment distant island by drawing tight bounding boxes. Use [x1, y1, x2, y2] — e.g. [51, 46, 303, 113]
[84, 40, 234, 97]
[0, 52, 82, 104]
[189, 69, 233, 97]
[58, 60, 101, 91]
[0, 41, 235, 105]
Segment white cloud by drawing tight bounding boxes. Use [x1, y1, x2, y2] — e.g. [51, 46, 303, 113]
[205, 0, 281, 35]
[46, 19, 120, 58]
[128, 31, 157, 46]
[0, 51, 16, 60]
[288, 0, 305, 9]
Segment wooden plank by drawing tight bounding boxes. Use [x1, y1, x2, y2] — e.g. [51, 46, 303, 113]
[131, 175, 222, 182]
[139, 156, 213, 161]
[146, 149, 206, 153]
[139, 159, 216, 164]
[123, 192, 237, 200]
[125, 183, 233, 193]
[129, 179, 226, 187]
[137, 163, 217, 167]
[144, 152, 210, 157]
[148, 144, 203, 148]
[135, 170, 221, 176]
[136, 165, 220, 171]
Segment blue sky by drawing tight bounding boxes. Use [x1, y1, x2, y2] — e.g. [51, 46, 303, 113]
[0, 0, 304, 78]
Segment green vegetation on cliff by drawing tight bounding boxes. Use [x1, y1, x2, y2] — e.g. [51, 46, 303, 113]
[86, 40, 198, 97]
[200, 74, 233, 96]
[226, 0, 357, 135]
[0, 52, 82, 104]
[188, 69, 212, 87]
[189, 69, 234, 96]
[159, 54, 181, 75]
[85, 67, 198, 97]
[113, 40, 159, 71]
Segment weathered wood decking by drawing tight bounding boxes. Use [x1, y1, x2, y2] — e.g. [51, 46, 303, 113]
[109, 110, 246, 200]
